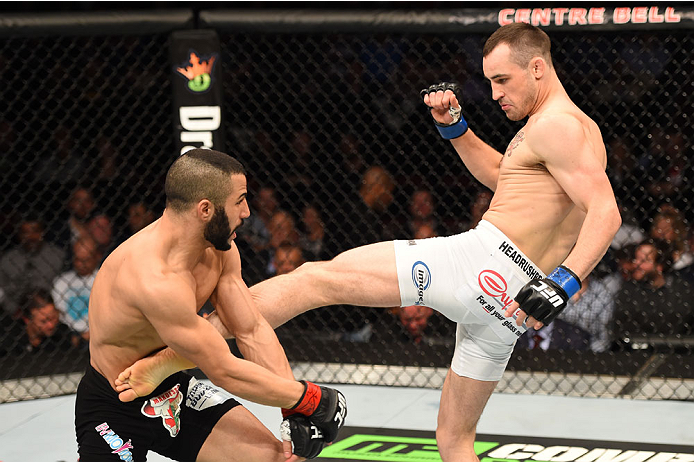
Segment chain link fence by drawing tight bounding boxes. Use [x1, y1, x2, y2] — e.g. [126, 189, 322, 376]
[1, 8, 692, 403]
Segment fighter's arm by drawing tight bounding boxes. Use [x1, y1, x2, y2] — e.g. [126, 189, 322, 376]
[422, 85, 503, 191]
[135, 274, 304, 407]
[505, 115, 621, 327]
[209, 243, 295, 380]
[532, 115, 621, 279]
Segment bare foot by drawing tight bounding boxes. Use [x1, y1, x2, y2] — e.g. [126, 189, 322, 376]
[115, 354, 171, 402]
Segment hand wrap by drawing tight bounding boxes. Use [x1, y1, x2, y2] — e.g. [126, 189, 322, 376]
[420, 82, 468, 140]
[514, 265, 581, 324]
[282, 380, 347, 443]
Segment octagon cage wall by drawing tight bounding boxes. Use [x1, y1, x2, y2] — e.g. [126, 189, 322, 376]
[0, 7, 692, 403]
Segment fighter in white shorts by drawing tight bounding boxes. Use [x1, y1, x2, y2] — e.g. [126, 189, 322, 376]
[114, 24, 621, 462]
[395, 220, 545, 381]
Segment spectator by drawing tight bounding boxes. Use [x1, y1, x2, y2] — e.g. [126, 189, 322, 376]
[265, 211, 303, 276]
[408, 189, 441, 238]
[116, 201, 156, 244]
[328, 165, 407, 254]
[50, 186, 97, 251]
[236, 186, 281, 284]
[606, 136, 638, 193]
[237, 185, 278, 253]
[414, 223, 438, 240]
[52, 237, 100, 342]
[273, 242, 306, 276]
[299, 204, 328, 260]
[368, 305, 456, 347]
[602, 243, 637, 295]
[279, 129, 321, 202]
[515, 319, 591, 351]
[649, 205, 693, 272]
[268, 210, 302, 251]
[336, 133, 367, 187]
[612, 238, 693, 349]
[0, 217, 65, 318]
[679, 231, 694, 285]
[462, 189, 493, 232]
[395, 305, 434, 344]
[0, 288, 83, 356]
[645, 130, 687, 204]
[604, 200, 645, 274]
[87, 213, 116, 261]
[558, 274, 616, 352]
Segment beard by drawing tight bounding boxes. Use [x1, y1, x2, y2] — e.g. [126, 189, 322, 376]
[506, 76, 537, 121]
[204, 206, 233, 251]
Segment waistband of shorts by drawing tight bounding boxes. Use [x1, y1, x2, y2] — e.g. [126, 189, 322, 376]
[475, 220, 546, 279]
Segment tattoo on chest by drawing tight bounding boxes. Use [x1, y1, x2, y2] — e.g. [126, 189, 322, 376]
[505, 130, 525, 157]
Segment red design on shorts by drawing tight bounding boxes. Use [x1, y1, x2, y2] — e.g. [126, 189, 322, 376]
[478, 270, 514, 309]
[141, 383, 183, 437]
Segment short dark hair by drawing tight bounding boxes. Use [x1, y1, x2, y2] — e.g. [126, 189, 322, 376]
[20, 288, 54, 319]
[164, 149, 246, 212]
[483, 22, 553, 69]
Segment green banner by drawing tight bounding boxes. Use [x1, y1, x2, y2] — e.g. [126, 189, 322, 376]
[319, 434, 499, 461]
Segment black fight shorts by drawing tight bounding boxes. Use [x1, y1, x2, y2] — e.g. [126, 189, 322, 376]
[75, 365, 241, 461]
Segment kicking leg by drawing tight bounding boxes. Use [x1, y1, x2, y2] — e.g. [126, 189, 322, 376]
[250, 241, 402, 328]
[436, 369, 497, 462]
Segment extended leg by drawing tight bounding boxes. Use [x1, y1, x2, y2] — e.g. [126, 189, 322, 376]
[250, 241, 402, 328]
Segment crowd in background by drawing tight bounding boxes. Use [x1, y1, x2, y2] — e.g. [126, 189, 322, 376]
[1, 166, 692, 358]
[0, 28, 692, 362]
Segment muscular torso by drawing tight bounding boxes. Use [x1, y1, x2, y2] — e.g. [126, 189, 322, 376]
[87, 221, 223, 387]
[482, 105, 606, 274]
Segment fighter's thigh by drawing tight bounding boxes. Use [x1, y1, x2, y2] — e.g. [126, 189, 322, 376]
[196, 405, 284, 462]
[437, 369, 497, 440]
[76, 419, 148, 461]
[321, 241, 401, 307]
[394, 236, 467, 316]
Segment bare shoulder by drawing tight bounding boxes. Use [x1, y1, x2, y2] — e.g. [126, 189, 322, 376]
[529, 112, 584, 140]
[526, 110, 602, 161]
[108, 234, 189, 309]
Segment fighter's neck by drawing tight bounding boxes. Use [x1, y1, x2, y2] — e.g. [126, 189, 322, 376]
[155, 210, 212, 270]
[528, 73, 571, 118]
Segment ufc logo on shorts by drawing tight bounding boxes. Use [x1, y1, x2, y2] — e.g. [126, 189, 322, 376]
[532, 281, 563, 307]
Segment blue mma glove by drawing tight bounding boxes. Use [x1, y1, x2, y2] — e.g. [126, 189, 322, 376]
[514, 265, 581, 324]
[420, 82, 469, 139]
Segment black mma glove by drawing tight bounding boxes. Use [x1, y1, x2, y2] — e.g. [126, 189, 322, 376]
[420, 82, 468, 139]
[280, 414, 327, 459]
[514, 265, 582, 324]
[282, 380, 347, 443]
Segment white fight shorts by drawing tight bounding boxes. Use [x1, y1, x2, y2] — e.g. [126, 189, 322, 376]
[394, 220, 545, 381]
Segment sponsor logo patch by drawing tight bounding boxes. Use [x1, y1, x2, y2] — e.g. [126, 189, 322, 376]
[478, 269, 514, 311]
[94, 422, 134, 461]
[411, 261, 431, 305]
[141, 383, 183, 437]
[186, 377, 229, 411]
[175, 50, 218, 93]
